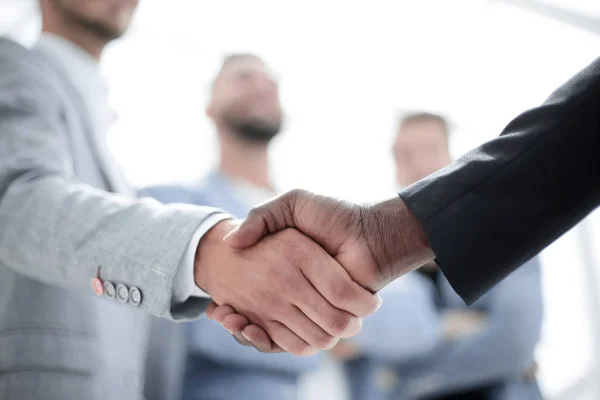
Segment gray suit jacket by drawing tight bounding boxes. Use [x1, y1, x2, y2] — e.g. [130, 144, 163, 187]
[0, 38, 214, 399]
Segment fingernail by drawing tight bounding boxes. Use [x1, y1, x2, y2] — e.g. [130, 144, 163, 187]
[241, 331, 252, 343]
[375, 295, 383, 311]
[223, 225, 240, 241]
[222, 324, 233, 335]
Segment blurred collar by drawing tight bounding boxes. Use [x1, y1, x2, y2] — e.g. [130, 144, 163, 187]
[35, 33, 109, 104]
[211, 170, 276, 207]
[35, 33, 116, 130]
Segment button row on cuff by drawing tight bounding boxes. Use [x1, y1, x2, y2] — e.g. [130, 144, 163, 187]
[93, 279, 142, 307]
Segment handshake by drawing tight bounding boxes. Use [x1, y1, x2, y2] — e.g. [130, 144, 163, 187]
[193, 189, 434, 356]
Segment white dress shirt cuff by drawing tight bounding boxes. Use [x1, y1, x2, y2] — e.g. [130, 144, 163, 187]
[171, 212, 233, 305]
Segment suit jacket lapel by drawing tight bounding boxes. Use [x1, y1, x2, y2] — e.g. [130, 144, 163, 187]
[88, 127, 135, 197]
[33, 46, 134, 197]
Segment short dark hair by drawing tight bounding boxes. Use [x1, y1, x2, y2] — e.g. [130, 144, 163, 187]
[221, 53, 262, 67]
[211, 53, 263, 88]
[397, 112, 451, 136]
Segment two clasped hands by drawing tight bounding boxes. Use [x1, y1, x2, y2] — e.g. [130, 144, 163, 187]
[193, 189, 435, 356]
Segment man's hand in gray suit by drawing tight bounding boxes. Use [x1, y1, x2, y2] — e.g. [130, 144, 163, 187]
[207, 189, 435, 353]
[194, 218, 383, 356]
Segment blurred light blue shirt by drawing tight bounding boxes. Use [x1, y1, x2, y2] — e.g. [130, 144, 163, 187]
[140, 171, 321, 400]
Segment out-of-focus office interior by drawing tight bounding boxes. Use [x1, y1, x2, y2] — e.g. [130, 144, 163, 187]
[2, 1, 600, 399]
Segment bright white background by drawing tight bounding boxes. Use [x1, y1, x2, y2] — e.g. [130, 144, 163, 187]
[2, 1, 600, 399]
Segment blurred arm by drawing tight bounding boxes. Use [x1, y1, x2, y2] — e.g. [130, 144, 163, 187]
[440, 309, 486, 342]
[346, 273, 442, 361]
[404, 258, 543, 398]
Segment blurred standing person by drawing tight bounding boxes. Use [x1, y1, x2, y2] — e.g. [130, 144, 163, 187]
[326, 112, 544, 400]
[391, 113, 544, 400]
[395, 261, 542, 400]
[141, 54, 322, 400]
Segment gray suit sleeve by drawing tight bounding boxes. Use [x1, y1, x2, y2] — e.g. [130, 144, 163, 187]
[0, 57, 215, 320]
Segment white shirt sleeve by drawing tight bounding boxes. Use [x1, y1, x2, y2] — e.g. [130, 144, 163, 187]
[171, 212, 233, 305]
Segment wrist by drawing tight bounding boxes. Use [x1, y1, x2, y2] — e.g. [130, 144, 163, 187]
[194, 219, 238, 295]
[361, 197, 434, 284]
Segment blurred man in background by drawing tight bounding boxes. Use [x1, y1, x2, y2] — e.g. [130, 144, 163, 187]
[390, 113, 544, 400]
[326, 113, 544, 400]
[141, 54, 322, 400]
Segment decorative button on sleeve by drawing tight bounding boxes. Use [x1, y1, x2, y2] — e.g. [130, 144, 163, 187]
[103, 281, 116, 299]
[116, 283, 129, 304]
[129, 287, 142, 307]
[92, 277, 104, 296]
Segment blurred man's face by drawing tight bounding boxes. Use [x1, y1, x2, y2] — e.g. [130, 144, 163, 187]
[209, 57, 282, 143]
[393, 119, 452, 187]
[50, 0, 139, 40]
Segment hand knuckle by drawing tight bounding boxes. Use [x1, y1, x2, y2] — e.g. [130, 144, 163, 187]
[365, 295, 380, 314]
[310, 330, 336, 350]
[275, 274, 301, 299]
[247, 206, 261, 219]
[349, 293, 377, 318]
[259, 290, 280, 313]
[331, 281, 352, 304]
[347, 317, 363, 337]
[328, 313, 352, 336]
[304, 348, 319, 357]
[289, 341, 310, 357]
[283, 242, 310, 268]
[288, 188, 308, 199]
[296, 343, 318, 357]
[320, 334, 338, 350]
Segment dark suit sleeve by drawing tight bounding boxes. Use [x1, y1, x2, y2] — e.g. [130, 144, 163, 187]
[399, 57, 600, 305]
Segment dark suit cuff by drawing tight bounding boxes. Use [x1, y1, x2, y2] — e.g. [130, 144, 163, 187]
[398, 188, 483, 305]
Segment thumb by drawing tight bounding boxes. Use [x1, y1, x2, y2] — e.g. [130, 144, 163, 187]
[223, 215, 268, 248]
[223, 192, 298, 248]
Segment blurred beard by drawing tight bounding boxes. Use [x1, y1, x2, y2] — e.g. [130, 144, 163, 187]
[60, 5, 126, 41]
[225, 116, 282, 144]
